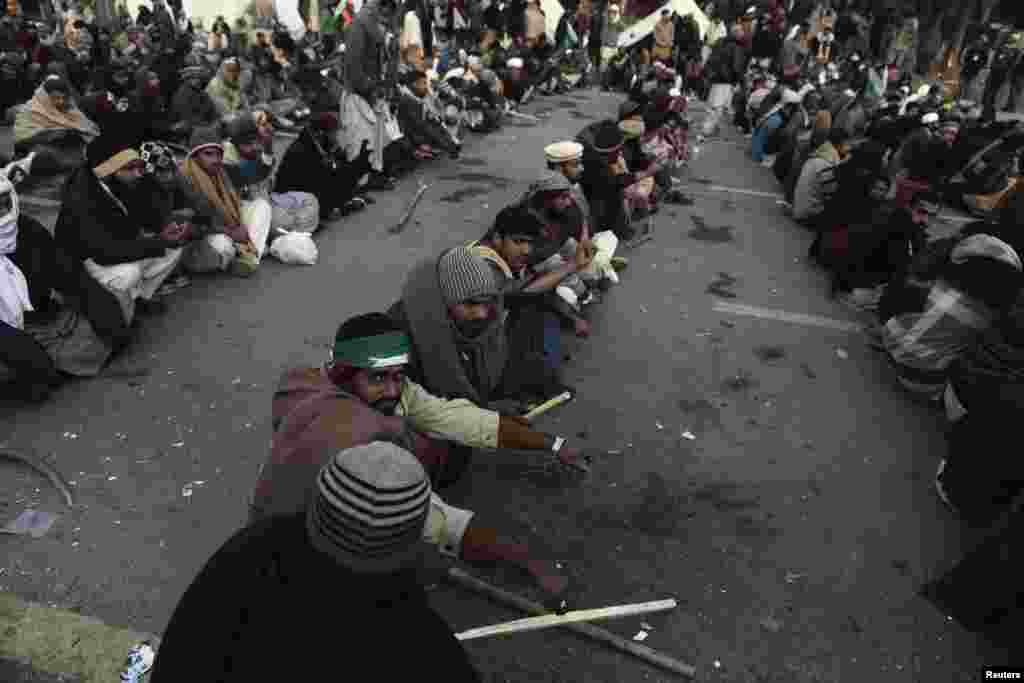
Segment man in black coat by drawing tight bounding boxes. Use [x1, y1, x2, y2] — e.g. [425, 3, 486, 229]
[55, 135, 186, 323]
[151, 442, 482, 682]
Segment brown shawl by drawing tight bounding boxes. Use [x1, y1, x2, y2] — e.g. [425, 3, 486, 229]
[181, 155, 242, 227]
[13, 85, 101, 145]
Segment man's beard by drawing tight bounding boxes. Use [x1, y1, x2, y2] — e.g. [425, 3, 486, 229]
[456, 317, 491, 338]
[372, 398, 400, 415]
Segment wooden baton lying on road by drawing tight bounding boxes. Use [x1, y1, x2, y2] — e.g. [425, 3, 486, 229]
[446, 568, 696, 678]
[504, 109, 543, 123]
[389, 183, 431, 234]
[455, 598, 677, 641]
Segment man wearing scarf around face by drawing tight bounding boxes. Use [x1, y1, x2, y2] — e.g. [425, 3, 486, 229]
[179, 126, 266, 276]
[390, 246, 567, 408]
[251, 312, 601, 597]
[1, 163, 63, 401]
[54, 135, 185, 323]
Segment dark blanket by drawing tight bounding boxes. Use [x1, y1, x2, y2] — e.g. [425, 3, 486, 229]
[55, 166, 169, 266]
[275, 129, 372, 217]
[150, 513, 481, 683]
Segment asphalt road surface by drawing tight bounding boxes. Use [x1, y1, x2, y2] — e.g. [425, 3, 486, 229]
[1, 91, 1016, 682]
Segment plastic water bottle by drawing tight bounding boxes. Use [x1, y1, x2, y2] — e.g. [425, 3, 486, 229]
[690, 135, 704, 163]
[120, 641, 155, 683]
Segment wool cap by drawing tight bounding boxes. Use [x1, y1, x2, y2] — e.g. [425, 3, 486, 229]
[227, 113, 261, 145]
[506, 57, 524, 69]
[306, 442, 431, 573]
[529, 170, 571, 194]
[87, 135, 141, 179]
[544, 141, 583, 164]
[438, 246, 499, 306]
[42, 74, 71, 94]
[594, 120, 625, 154]
[189, 125, 224, 156]
[618, 99, 642, 120]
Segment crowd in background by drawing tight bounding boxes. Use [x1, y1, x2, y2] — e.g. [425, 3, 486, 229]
[2, 0, 1023, 673]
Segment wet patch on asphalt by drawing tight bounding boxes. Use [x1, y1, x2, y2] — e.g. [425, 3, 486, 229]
[568, 110, 596, 120]
[457, 157, 489, 166]
[439, 187, 491, 203]
[689, 215, 735, 243]
[556, 99, 580, 108]
[691, 481, 760, 511]
[706, 272, 738, 298]
[506, 118, 540, 127]
[439, 172, 511, 187]
[753, 345, 787, 363]
[677, 397, 724, 433]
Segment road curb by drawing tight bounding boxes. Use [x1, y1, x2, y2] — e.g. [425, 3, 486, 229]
[0, 593, 159, 683]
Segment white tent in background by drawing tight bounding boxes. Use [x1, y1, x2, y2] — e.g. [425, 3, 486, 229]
[617, 0, 710, 49]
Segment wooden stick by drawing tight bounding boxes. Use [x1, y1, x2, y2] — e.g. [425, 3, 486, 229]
[505, 109, 543, 123]
[456, 599, 676, 641]
[389, 184, 430, 234]
[521, 391, 572, 421]
[625, 233, 655, 251]
[446, 568, 696, 678]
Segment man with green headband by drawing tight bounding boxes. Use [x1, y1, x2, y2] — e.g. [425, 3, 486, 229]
[251, 312, 603, 597]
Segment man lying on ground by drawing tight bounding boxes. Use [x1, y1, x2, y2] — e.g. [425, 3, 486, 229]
[152, 443, 483, 682]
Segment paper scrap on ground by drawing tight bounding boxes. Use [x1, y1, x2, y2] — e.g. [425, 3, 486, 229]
[1, 509, 59, 537]
[713, 301, 864, 333]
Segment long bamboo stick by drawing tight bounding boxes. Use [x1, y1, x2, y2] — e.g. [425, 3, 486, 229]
[446, 568, 696, 679]
[456, 599, 677, 641]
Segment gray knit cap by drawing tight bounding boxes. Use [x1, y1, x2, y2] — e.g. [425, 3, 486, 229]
[306, 442, 431, 574]
[437, 246, 499, 306]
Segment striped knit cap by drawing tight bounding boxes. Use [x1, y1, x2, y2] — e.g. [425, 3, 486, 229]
[437, 246, 498, 306]
[306, 442, 431, 573]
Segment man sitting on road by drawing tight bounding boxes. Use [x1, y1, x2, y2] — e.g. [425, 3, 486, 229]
[152, 443, 483, 682]
[580, 120, 662, 242]
[390, 246, 566, 406]
[55, 135, 184, 323]
[252, 312, 594, 594]
[395, 69, 461, 161]
[179, 126, 266, 276]
[222, 111, 321, 235]
[546, 140, 625, 289]
[792, 127, 851, 229]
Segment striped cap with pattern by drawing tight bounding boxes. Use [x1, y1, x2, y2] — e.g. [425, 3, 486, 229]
[306, 442, 431, 573]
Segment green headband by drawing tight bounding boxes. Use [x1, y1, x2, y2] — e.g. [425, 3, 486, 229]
[331, 331, 411, 369]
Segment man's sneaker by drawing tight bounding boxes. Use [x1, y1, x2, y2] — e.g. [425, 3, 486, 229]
[120, 641, 155, 683]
